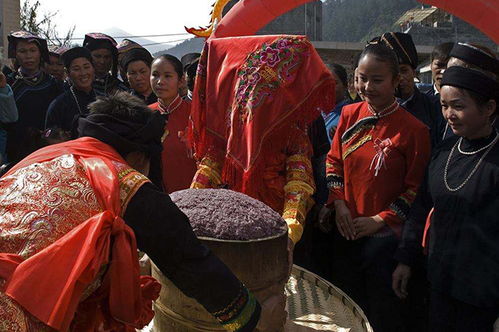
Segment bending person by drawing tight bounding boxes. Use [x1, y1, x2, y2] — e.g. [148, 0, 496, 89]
[0, 92, 260, 331]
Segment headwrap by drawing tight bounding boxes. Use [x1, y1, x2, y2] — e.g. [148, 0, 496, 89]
[189, 35, 335, 195]
[78, 111, 165, 158]
[83, 33, 118, 53]
[181, 53, 201, 72]
[7, 30, 49, 62]
[117, 39, 144, 63]
[120, 48, 153, 73]
[449, 42, 499, 75]
[371, 32, 418, 68]
[441, 66, 499, 101]
[61, 47, 93, 69]
[83, 33, 119, 77]
[48, 45, 69, 57]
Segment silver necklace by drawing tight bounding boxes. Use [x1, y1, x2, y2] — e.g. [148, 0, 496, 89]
[457, 131, 497, 155]
[444, 132, 499, 191]
[368, 99, 399, 118]
[70, 87, 83, 114]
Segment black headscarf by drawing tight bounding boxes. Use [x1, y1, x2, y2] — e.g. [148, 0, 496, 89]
[449, 43, 499, 76]
[83, 33, 119, 78]
[77, 110, 165, 158]
[7, 30, 49, 63]
[441, 66, 499, 101]
[62, 47, 93, 69]
[120, 48, 153, 73]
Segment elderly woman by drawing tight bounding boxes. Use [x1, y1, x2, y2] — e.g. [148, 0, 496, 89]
[393, 66, 499, 332]
[5, 31, 62, 164]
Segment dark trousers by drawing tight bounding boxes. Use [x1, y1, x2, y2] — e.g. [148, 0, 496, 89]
[293, 205, 334, 281]
[329, 228, 407, 332]
[429, 289, 498, 332]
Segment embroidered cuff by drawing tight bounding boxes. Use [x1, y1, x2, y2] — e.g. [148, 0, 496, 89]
[211, 285, 261, 332]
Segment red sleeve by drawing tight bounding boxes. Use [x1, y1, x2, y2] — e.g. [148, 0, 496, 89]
[378, 125, 431, 229]
[325, 110, 348, 204]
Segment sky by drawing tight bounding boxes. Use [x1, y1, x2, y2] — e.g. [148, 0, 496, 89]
[34, 0, 214, 46]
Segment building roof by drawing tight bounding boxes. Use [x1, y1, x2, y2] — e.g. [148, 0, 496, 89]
[395, 7, 439, 25]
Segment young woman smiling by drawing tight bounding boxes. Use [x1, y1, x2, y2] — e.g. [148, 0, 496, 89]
[148, 54, 196, 193]
[46, 47, 102, 136]
[325, 43, 431, 331]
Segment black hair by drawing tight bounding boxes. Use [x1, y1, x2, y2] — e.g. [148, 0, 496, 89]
[329, 63, 348, 87]
[359, 43, 399, 77]
[154, 54, 183, 79]
[88, 92, 154, 124]
[352, 52, 362, 69]
[431, 42, 454, 61]
[186, 60, 198, 91]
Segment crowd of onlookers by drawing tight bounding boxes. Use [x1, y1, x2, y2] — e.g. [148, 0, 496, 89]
[0, 29, 498, 332]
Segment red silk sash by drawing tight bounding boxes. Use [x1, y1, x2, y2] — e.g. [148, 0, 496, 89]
[0, 137, 160, 331]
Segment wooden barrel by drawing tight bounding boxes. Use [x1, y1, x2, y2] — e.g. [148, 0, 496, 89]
[151, 231, 289, 332]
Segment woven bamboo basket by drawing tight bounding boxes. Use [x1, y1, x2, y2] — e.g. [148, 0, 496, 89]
[139, 265, 373, 332]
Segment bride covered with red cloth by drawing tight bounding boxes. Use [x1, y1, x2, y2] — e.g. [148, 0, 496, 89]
[189, 35, 335, 245]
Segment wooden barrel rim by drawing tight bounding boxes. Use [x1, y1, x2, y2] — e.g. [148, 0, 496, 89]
[291, 265, 374, 332]
[198, 229, 287, 243]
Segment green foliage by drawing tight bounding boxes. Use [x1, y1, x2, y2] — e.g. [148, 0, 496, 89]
[322, 0, 419, 42]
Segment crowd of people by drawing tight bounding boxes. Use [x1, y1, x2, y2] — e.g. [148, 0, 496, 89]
[0, 27, 497, 332]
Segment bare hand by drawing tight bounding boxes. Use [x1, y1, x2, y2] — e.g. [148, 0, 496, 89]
[317, 205, 333, 233]
[255, 292, 287, 332]
[0, 72, 6, 89]
[334, 200, 355, 240]
[392, 263, 411, 299]
[353, 216, 385, 238]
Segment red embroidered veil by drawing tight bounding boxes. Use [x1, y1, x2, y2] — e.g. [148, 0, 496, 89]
[188, 35, 335, 197]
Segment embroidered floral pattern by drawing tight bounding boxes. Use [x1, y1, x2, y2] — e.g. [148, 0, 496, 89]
[233, 36, 309, 124]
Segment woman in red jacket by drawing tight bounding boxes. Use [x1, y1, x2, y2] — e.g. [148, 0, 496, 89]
[148, 54, 197, 193]
[326, 43, 431, 331]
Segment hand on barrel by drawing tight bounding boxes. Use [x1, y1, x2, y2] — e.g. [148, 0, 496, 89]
[392, 263, 411, 299]
[256, 293, 287, 332]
